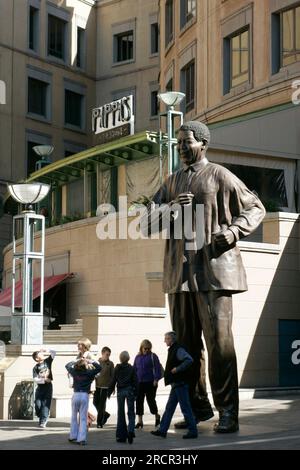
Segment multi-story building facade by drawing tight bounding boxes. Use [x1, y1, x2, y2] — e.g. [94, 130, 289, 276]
[0, 0, 160, 282]
[159, 0, 300, 213]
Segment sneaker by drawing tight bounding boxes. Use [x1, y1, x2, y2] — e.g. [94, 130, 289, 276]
[39, 423, 47, 429]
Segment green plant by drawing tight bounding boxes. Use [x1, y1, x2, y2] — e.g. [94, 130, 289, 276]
[131, 195, 153, 206]
[262, 199, 281, 212]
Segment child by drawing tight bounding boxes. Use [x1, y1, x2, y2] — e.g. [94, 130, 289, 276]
[108, 351, 137, 444]
[32, 348, 56, 428]
[93, 346, 114, 428]
[66, 358, 101, 445]
[77, 337, 94, 361]
[68, 338, 94, 388]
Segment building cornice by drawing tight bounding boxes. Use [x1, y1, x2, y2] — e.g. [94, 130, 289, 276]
[0, 42, 95, 81]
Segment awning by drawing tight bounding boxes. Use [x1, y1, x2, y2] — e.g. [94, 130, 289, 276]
[3, 131, 162, 200]
[0, 273, 73, 307]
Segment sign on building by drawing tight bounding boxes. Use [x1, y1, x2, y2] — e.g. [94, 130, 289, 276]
[92, 95, 134, 144]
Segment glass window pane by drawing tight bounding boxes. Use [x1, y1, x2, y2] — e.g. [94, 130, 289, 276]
[232, 50, 240, 77]
[296, 7, 300, 49]
[65, 90, 82, 127]
[282, 10, 294, 52]
[232, 34, 240, 50]
[282, 52, 296, 65]
[241, 50, 249, 73]
[241, 30, 248, 49]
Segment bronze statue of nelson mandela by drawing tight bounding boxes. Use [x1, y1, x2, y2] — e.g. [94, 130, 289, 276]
[141, 121, 266, 433]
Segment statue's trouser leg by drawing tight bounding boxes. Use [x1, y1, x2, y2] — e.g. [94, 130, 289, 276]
[195, 290, 239, 419]
[168, 292, 212, 415]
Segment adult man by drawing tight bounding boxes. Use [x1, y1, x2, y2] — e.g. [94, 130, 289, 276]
[151, 331, 197, 439]
[141, 121, 265, 432]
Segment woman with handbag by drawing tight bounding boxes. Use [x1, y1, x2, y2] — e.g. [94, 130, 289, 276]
[133, 339, 162, 429]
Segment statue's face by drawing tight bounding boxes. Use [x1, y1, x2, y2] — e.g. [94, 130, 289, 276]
[177, 129, 202, 166]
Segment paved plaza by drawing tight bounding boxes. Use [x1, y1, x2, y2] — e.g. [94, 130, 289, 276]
[0, 395, 299, 451]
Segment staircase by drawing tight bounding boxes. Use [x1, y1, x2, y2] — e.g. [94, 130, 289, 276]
[43, 319, 83, 344]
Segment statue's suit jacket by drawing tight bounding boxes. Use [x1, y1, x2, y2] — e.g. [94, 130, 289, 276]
[140, 158, 266, 294]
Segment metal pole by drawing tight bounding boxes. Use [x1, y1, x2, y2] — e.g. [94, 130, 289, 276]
[167, 107, 173, 175]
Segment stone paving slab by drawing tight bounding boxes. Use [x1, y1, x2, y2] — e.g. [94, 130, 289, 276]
[0, 396, 300, 450]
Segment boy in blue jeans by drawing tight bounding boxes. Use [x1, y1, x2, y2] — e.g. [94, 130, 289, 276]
[108, 351, 138, 444]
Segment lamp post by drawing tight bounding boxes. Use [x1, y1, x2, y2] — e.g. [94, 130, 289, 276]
[158, 91, 185, 182]
[33, 145, 54, 172]
[7, 183, 50, 345]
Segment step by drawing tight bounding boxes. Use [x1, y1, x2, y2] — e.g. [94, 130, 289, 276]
[44, 337, 83, 344]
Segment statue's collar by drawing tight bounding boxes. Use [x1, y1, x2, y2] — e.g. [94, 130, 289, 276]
[183, 157, 209, 173]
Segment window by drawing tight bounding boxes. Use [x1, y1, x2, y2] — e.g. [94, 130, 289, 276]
[48, 15, 66, 59]
[150, 90, 158, 116]
[180, 0, 196, 29]
[28, 77, 48, 117]
[27, 141, 40, 176]
[65, 90, 83, 128]
[151, 22, 159, 54]
[115, 31, 134, 62]
[230, 29, 249, 88]
[29, 6, 39, 51]
[76, 27, 85, 68]
[165, 0, 174, 47]
[166, 78, 173, 91]
[223, 163, 288, 209]
[281, 5, 300, 66]
[26, 133, 52, 177]
[181, 60, 195, 113]
[64, 141, 86, 158]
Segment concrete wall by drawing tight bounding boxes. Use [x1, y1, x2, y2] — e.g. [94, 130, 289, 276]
[3, 214, 166, 323]
[2, 212, 300, 389]
[1, 213, 300, 418]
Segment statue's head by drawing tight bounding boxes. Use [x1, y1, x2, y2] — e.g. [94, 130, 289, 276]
[180, 121, 210, 146]
[177, 121, 210, 166]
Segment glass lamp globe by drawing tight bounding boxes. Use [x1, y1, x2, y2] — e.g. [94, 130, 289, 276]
[33, 145, 54, 158]
[8, 183, 50, 205]
[158, 91, 186, 107]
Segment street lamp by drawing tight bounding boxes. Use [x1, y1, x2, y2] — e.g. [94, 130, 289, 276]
[158, 91, 185, 180]
[33, 145, 54, 171]
[7, 182, 50, 345]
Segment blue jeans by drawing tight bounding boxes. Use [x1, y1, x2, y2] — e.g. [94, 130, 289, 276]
[70, 392, 89, 443]
[160, 383, 197, 435]
[116, 387, 135, 440]
[35, 383, 52, 425]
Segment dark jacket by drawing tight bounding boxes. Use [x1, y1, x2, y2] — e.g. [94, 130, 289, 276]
[108, 363, 138, 396]
[66, 361, 101, 393]
[164, 342, 193, 386]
